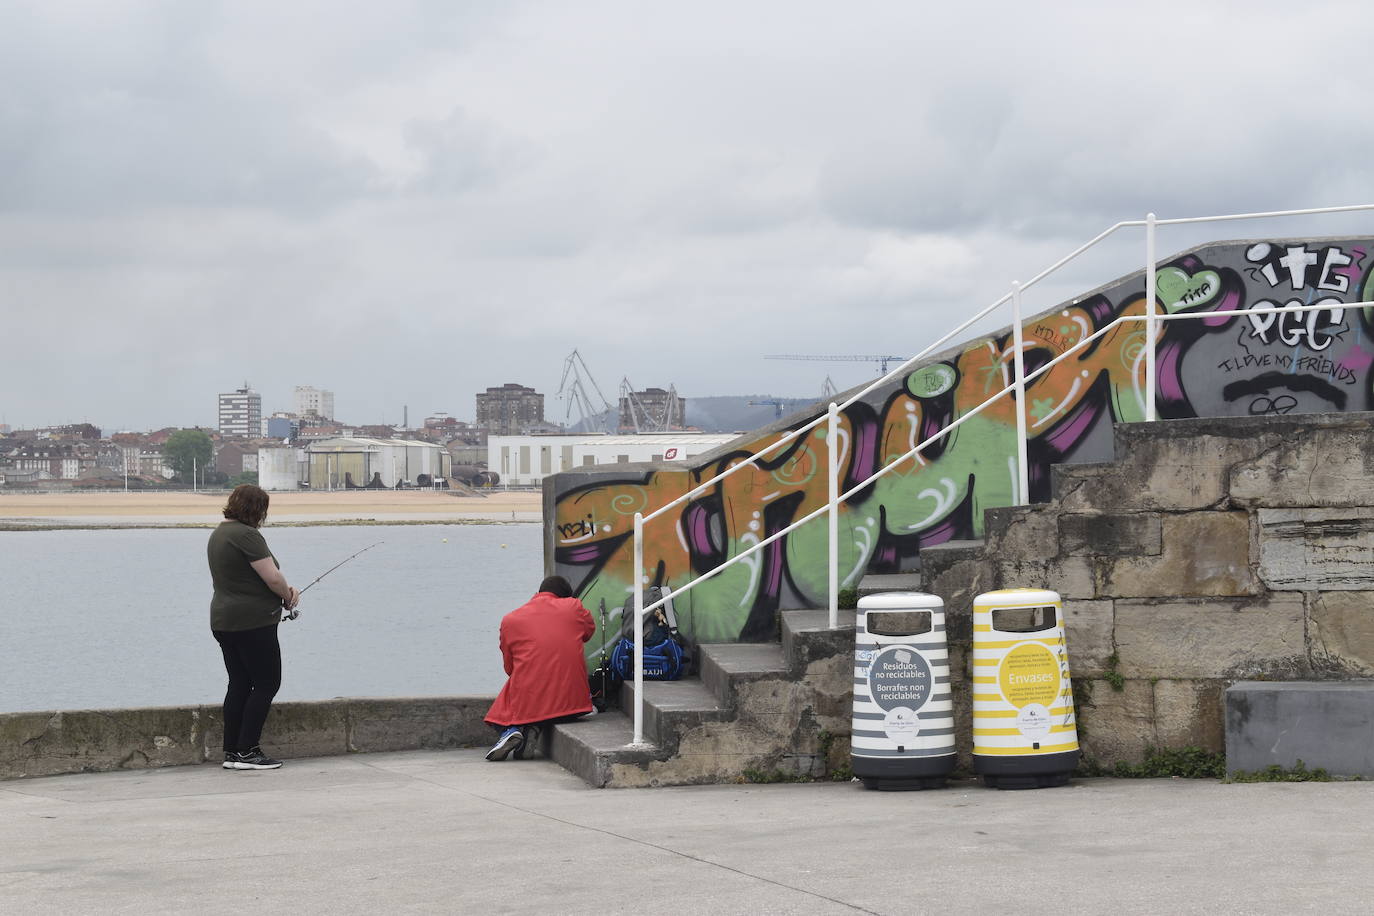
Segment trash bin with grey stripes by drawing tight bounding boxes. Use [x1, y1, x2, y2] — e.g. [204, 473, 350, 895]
[851, 591, 955, 790]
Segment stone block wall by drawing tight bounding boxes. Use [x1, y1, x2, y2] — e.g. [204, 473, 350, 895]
[920, 412, 1374, 767]
[0, 696, 495, 780]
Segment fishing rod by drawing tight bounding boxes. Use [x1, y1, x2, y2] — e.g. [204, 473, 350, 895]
[282, 541, 384, 620]
[593, 598, 610, 711]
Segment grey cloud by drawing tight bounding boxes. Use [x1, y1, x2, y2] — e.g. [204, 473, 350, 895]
[0, 1, 463, 216]
[403, 107, 535, 196]
[642, 153, 812, 237]
[815, 2, 1374, 239]
[7, 0, 1374, 431]
[0, 77, 381, 215]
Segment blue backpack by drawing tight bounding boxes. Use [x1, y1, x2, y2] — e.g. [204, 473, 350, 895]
[609, 586, 690, 681]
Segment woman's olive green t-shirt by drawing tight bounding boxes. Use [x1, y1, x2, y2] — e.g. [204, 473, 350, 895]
[207, 520, 281, 632]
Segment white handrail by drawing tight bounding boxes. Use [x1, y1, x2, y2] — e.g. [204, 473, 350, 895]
[1154, 203, 1374, 225]
[1010, 280, 1028, 505]
[829, 297, 1374, 512]
[1145, 213, 1158, 421]
[633, 216, 1176, 530]
[1017, 221, 1139, 295]
[639, 286, 1015, 528]
[630, 293, 1374, 625]
[826, 402, 839, 630]
[625, 204, 1374, 745]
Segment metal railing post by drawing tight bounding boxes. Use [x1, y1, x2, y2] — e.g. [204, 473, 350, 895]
[632, 512, 645, 745]
[1145, 212, 1158, 421]
[827, 401, 839, 628]
[1011, 281, 1029, 506]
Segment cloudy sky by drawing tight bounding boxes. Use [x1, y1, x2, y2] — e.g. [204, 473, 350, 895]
[4, 0, 1373, 432]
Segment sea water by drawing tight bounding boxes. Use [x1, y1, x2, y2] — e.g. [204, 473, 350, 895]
[0, 523, 542, 714]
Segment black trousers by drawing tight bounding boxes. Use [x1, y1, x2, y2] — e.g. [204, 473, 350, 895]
[212, 624, 282, 753]
[489, 710, 591, 734]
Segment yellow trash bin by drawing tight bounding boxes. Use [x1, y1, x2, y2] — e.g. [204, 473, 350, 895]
[971, 588, 1079, 789]
[851, 592, 956, 790]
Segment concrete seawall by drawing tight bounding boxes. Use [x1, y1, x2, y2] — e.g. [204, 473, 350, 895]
[0, 696, 497, 780]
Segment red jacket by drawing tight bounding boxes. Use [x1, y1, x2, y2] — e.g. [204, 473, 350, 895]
[484, 591, 596, 727]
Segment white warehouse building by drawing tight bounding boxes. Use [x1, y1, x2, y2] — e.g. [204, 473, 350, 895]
[258, 447, 308, 491]
[488, 433, 737, 487]
[304, 437, 452, 490]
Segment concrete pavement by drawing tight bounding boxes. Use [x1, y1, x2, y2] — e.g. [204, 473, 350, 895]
[2, 749, 1372, 915]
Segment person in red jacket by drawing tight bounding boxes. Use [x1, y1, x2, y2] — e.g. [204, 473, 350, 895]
[484, 575, 596, 761]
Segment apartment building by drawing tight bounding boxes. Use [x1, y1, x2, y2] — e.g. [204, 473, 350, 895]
[293, 386, 335, 420]
[218, 384, 262, 438]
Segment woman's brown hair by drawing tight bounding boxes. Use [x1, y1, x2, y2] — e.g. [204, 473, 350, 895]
[223, 484, 270, 528]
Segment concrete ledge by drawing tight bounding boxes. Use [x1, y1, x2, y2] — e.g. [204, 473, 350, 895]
[1225, 681, 1374, 777]
[549, 713, 661, 788]
[621, 679, 729, 748]
[698, 642, 787, 708]
[855, 573, 923, 597]
[0, 696, 496, 780]
[781, 608, 856, 675]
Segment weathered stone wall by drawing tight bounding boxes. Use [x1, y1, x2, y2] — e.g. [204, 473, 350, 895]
[0, 696, 495, 780]
[920, 412, 1374, 767]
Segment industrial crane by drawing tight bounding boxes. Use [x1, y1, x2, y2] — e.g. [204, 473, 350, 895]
[620, 378, 683, 433]
[556, 349, 616, 433]
[765, 354, 909, 375]
[747, 397, 790, 420]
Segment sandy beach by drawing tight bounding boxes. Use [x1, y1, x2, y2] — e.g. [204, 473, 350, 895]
[0, 489, 543, 527]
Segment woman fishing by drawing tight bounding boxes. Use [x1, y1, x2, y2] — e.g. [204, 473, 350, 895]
[207, 484, 299, 770]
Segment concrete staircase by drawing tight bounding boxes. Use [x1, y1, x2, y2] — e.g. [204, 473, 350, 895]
[547, 609, 856, 787]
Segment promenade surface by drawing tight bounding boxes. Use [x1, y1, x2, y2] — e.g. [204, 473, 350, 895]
[2, 749, 1371, 915]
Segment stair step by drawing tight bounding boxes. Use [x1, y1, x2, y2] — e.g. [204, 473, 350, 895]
[781, 608, 857, 673]
[856, 573, 923, 596]
[919, 538, 985, 559]
[780, 607, 854, 631]
[699, 642, 787, 706]
[621, 678, 729, 745]
[1050, 461, 1114, 505]
[548, 712, 660, 788]
[915, 538, 988, 600]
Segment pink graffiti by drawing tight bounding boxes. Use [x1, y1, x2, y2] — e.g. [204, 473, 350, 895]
[1334, 247, 1366, 284]
[1338, 344, 1374, 375]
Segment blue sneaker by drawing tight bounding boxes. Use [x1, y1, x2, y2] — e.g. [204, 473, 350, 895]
[485, 726, 524, 761]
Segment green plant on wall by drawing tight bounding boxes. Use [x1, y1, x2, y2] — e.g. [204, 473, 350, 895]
[1078, 746, 1225, 778]
[1227, 759, 1335, 783]
[1078, 749, 1356, 781]
[1103, 652, 1124, 692]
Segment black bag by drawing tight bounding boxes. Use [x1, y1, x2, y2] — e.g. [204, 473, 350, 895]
[589, 663, 622, 711]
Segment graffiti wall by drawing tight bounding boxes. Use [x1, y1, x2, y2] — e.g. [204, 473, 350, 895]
[551, 237, 1374, 658]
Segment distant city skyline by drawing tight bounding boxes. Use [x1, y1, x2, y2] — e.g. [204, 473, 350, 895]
[4, 387, 816, 439]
